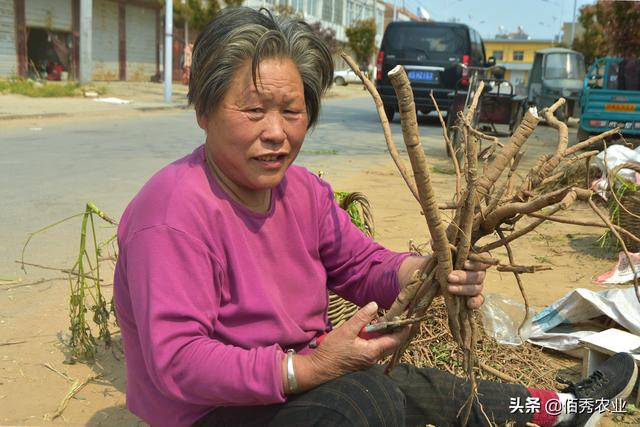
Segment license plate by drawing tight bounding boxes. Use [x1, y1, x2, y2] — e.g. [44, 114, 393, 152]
[407, 70, 439, 83]
[604, 103, 637, 112]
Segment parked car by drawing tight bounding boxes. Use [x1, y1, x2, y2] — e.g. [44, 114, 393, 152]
[375, 21, 490, 121]
[578, 56, 640, 144]
[527, 47, 585, 122]
[333, 69, 361, 86]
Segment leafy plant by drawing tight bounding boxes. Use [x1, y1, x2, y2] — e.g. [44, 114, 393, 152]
[22, 202, 118, 362]
[0, 77, 80, 97]
[345, 19, 376, 71]
[599, 176, 638, 250]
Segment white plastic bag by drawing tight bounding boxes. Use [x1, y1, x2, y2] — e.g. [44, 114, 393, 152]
[480, 293, 535, 346]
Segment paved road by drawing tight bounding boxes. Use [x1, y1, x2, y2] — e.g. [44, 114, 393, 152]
[0, 96, 573, 278]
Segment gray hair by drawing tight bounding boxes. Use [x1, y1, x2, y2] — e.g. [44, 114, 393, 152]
[188, 7, 334, 129]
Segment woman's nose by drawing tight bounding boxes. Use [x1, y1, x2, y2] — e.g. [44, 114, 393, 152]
[261, 112, 286, 144]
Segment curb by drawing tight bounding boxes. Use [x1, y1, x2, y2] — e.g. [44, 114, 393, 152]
[0, 103, 191, 121]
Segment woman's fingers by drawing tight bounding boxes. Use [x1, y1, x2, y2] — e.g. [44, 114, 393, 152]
[463, 260, 490, 271]
[466, 293, 485, 309]
[448, 270, 485, 285]
[341, 302, 379, 336]
[365, 326, 411, 358]
[448, 283, 483, 296]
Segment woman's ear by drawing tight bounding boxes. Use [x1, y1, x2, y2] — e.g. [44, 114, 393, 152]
[196, 111, 208, 132]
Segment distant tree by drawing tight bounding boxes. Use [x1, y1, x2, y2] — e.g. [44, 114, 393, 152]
[572, 2, 607, 65]
[345, 19, 376, 70]
[270, 4, 303, 18]
[604, 1, 640, 57]
[170, 0, 243, 32]
[573, 1, 640, 65]
[309, 22, 339, 54]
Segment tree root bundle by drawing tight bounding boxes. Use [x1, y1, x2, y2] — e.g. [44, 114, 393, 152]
[342, 53, 640, 424]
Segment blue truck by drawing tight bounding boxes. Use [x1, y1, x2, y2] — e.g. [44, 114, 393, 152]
[578, 57, 640, 144]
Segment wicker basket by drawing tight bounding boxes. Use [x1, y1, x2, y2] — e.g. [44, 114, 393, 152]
[326, 192, 375, 326]
[609, 162, 640, 253]
[618, 189, 640, 252]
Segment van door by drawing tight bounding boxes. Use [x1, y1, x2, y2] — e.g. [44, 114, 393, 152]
[380, 24, 469, 91]
[470, 30, 484, 66]
[528, 52, 543, 104]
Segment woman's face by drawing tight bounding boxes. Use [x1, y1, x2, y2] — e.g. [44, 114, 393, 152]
[198, 57, 308, 202]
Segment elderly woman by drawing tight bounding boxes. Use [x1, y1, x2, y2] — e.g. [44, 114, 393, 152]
[114, 7, 636, 427]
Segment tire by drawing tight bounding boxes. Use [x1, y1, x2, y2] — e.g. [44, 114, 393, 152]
[509, 104, 525, 135]
[576, 126, 590, 142]
[384, 104, 395, 122]
[334, 76, 346, 86]
[446, 124, 464, 164]
[554, 105, 568, 123]
[575, 126, 607, 151]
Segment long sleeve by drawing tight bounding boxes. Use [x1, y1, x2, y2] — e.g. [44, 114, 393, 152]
[313, 178, 411, 309]
[121, 225, 286, 407]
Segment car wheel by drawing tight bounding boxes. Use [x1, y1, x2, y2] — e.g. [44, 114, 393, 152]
[384, 104, 395, 122]
[334, 76, 346, 86]
[576, 126, 590, 142]
[554, 105, 568, 123]
[509, 104, 525, 135]
[575, 126, 601, 149]
[447, 125, 465, 164]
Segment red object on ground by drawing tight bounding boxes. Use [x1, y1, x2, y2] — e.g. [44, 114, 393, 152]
[46, 63, 64, 81]
[528, 388, 559, 427]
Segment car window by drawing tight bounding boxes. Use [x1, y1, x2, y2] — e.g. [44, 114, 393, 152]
[384, 25, 468, 59]
[470, 30, 483, 63]
[530, 53, 543, 84]
[544, 53, 585, 80]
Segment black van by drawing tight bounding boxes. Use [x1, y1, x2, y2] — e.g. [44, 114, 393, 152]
[376, 21, 489, 121]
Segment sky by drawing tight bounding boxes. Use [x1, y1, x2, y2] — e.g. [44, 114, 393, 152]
[402, 0, 596, 40]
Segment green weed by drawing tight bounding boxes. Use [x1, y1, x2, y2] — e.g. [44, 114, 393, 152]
[0, 77, 106, 98]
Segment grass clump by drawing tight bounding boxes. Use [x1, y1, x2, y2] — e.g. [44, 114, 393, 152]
[0, 77, 106, 98]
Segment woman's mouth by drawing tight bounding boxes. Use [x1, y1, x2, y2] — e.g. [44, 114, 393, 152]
[254, 154, 287, 169]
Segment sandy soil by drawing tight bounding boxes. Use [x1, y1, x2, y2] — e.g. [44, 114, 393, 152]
[1, 116, 637, 426]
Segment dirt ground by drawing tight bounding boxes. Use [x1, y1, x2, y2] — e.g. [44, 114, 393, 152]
[1, 100, 638, 425]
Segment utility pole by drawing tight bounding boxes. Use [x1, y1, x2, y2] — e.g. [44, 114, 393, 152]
[79, 0, 92, 84]
[164, 0, 173, 103]
[570, 0, 578, 47]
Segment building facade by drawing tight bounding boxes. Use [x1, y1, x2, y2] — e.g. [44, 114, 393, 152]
[0, 0, 420, 80]
[243, 0, 388, 46]
[1, 0, 160, 81]
[484, 38, 553, 90]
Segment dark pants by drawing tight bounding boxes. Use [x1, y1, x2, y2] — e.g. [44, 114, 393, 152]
[194, 364, 534, 427]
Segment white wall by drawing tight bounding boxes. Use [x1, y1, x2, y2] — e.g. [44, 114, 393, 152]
[125, 4, 156, 81]
[25, 0, 72, 31]
[0, 0, 16, 76]
[91, 0, 118, 80]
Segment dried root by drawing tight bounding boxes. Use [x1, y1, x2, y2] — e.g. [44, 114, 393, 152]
[341, 52, 640, 424]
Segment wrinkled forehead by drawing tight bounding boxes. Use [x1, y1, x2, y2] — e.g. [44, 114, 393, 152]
[232, 58, 305, 102]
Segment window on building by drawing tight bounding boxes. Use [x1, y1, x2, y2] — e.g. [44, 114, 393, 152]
[333, 0, 344, 24]
[322, 0, 333, 22]
[346, 0, 353, 25]
[290, 0, 303, 13]
[513, 50, 524, 61]
[492, 50, 503, 60]
[306, 0, 318, 17]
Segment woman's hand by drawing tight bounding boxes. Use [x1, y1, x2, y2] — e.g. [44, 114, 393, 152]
[289, 302, 409, 393]
[447, 260, 489, 309]
[399, 255, 490, 310]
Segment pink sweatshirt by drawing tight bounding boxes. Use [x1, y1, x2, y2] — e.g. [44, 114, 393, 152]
[113, 145, 409, 427]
